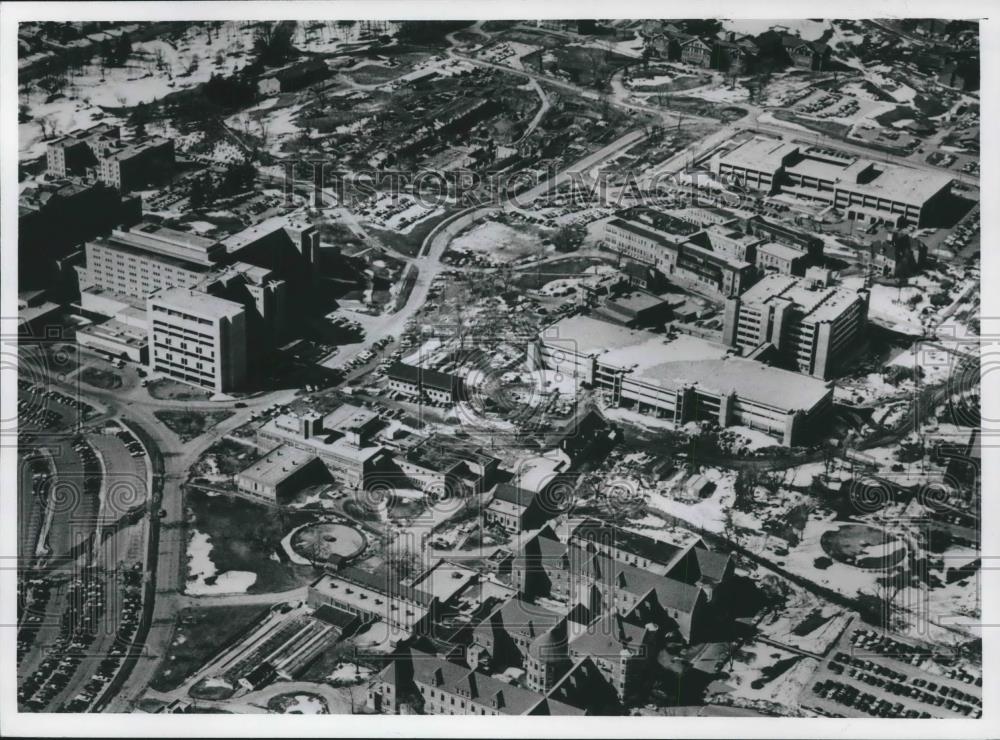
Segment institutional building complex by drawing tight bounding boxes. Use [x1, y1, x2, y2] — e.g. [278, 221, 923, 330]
[147, 287, 248, 393]
[722, 273, 869, 380]
[533, 314, 833, 446]
[711, 135, 953, 226]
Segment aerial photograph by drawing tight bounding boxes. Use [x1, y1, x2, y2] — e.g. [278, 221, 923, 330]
[11, 13, 983, 723]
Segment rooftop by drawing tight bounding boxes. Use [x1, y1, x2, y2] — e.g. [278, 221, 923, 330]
[322, 403, 380, 434]
[236, 444, 319, 487]
[739, 273, 866, 322]
[718, 136, 799, 172]
[99, 224, 223, 267]
[540, 315, 730, 371]
[405, 649, 583, 715]
[411, 560, 479, 604]
[636, 356, 832, 412]
[758, 241, 807, 261]
[606, 290, 671, 313]
[262, 415, 386, 464]
[148, 286, 245, 320]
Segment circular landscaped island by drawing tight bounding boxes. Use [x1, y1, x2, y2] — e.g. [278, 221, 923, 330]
[290, 521, 366, 565]
[820, 523, 906, 570]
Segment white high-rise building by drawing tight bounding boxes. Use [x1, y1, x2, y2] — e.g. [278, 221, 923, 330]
[147, 287, 247, 393]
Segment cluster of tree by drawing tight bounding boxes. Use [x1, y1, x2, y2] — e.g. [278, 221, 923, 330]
[551, 223, 587, 252]
[252, 22, 295, 68]
[100, 33, 133, 67]
[202, 72, 257, 110]
[188, 160, 257, 208]
[396, 21, 473, 44]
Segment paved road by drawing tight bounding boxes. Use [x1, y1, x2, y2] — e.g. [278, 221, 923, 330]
[176, 585, 309, 609]
[513, 128, 648, 204]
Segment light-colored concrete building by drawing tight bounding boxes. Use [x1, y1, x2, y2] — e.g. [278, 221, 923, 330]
[722, 273, 869, 380]
[147, 286, 248, 393]
[535, 315, 833, 446]
[78, 225, 223, 299]
[712, 136, 953, 226]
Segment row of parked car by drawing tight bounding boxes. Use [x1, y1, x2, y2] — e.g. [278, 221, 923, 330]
[18, 571, 107, 711]
[60, 573, 143, 712]
[114, 429, 146, 459]
[812, 679, 931, 718]
[16, 577, 53, 663]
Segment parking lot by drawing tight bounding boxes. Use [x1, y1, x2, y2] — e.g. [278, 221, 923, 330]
[799, 621, 982, 719]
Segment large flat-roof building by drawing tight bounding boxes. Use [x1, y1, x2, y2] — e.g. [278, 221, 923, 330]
[257, 407, 388, 490]
[78, 224, 224, 299]
[722, 273, 869, 380]
[533, 315, 833, 445]
[711, 135, 953, 226]
[45, 123, 121, 177]
[234, 445, 327, 504]
[97, 136, 175, 193]
[602, 210, 756, 299]
[147, 286, 248, 393]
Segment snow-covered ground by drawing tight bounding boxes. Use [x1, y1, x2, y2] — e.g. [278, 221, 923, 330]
[449, 220, 545, 263]
[328, 662, 374, 684]
[19, 22, 268, 160]
[710, 640, 820, 709]
[721, 20, 831, 41]
[276, 694, 328, 714]
[186, 528, 257, 595]
[646, 468, 737, 533]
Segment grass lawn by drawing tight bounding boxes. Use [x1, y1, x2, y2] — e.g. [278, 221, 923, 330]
[78, 366, 124, 390]
[154, 409, 235, 443]
[187, 490, 319, 593]
[149, 604, 268, 692]
[147, 377, 212, 401]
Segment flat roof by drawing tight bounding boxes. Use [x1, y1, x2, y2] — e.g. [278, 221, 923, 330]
[541, 315, 731, 371]
[758, 241, 807, 261]
[262, 415, 386, 463]
[607, 290, 670, 312]
[322, 403, 379, 433]
[637, 356, 832, 412]
[785, 155, 848, 183]
[411, 560, 478, 603]
[310, 572, 428, 623]
[840, 157, 953, 204]
[101, 224, 222, 267]
[222, 215, 312, 253]
[739, 273, 865, 323]
[718, 136, 798, 172]
[237, 444, 318, 486]
[100, 136, 172, 162]
[149, 286, 245, 320]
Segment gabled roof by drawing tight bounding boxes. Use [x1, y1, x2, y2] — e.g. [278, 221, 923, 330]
[569, 543, 703, 614]
[680, 36, 712, 49]
[408, 649, 581, 715]
[569, 614, 649, 658]
[694, 548, 732, 584]
[491, 482, 537, 510]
